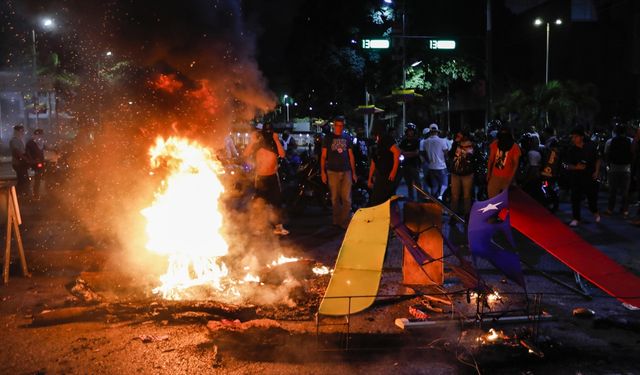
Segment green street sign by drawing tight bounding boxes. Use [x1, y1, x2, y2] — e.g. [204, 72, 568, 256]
[362, 39, 390, 49]
[429, 40, 456, 50]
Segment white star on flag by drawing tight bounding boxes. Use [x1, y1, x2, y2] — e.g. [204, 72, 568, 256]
[478, 201, 502, 213]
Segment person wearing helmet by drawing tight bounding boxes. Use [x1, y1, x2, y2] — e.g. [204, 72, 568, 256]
[398, 123, 422, 200]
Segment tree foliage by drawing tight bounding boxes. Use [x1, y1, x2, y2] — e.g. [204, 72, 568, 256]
[495, 80, 599, 132]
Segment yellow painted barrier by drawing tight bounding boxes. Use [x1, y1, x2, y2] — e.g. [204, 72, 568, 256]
[318, 198, 393, 316]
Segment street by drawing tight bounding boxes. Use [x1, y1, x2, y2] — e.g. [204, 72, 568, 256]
[0, 164, 639, 374]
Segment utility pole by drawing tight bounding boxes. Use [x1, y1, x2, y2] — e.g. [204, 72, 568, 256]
[32, 29, 39, 130]
[485, 0, 493, 134]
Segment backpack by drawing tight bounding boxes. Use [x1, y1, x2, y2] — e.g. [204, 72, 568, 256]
[608, 136, 632, 165]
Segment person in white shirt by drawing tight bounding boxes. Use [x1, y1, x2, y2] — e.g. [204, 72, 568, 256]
[421, 123, 450, 199]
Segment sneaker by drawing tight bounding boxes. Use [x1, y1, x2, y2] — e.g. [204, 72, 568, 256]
[595, 214, 601, 223]
[569, 219, 579, 227]
[273, 224, 290, 236]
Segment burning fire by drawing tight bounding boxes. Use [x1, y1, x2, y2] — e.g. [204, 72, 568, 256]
[153, 73, 184, 93]
[476, 328, 510, 345]
[141, 136, 230, 300]
[140, 136, 319, 303]
[269, 255, 300, 267]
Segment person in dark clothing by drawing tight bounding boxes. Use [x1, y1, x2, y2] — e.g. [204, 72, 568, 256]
[320, 116, 357, 229]
[367, 123, 401, 206]
[564, 126, 601, 227]
[398, 123, 422, 201]
[604, 124, 633, 217]
[25, 128, 46, 200]
[448, 129, 477, 218]
[9, 125, 30, 198]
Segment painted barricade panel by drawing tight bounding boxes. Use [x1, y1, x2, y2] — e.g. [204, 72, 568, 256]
[509, 187, 640, 308]
[318, 198, 393, 316]
[469, 189, 526, 288]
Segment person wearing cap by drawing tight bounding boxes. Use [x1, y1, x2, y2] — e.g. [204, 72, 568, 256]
[26, 128, 46, 200]
[486, 124, 521, 198]
[321, 116, 357, 229]
[398, 123, 422, 201]
[9, 125, 30, 198]
[564, 126, 601, 227]
[243, 122, 289, 235]
[368, 122, 401, 206]
[421, 123, 450, 200]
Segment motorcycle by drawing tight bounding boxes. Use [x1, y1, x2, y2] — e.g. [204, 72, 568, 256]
[287, 157, 370, 216]
[287, 158, 331, 215]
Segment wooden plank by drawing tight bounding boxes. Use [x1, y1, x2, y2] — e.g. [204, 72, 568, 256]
[2, 186, 29, 284]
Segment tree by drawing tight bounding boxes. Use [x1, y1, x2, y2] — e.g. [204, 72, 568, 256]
[495, 81, 600, 133]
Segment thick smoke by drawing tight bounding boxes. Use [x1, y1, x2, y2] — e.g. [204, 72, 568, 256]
[11, 1, 308, 305]
[14, 3, 277, 262]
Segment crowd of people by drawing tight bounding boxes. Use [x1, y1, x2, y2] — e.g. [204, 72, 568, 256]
[241, 116, 640, 235]
[9, 125, 48, 201]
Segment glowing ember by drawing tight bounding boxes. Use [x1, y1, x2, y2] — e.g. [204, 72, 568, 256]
[270, 255, 300, 267]
[141, 136, 230, 300]
[487, 291, 501, 303]
[243, 273, 261, 283]
[469, 290, 502, 303]
[312, 266, 331, 275]
[476, 328, 510, 345]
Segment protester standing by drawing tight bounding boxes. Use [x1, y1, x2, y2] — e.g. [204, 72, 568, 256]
[243, 122, 289, 235]
[25, 128, 46, 200]
[486, 125, 521, 198]
[603, 124, 633, 217]
[368, 123, 401, 206]
[398, 123, 421, 201]
[448, 129, 476, 218]
[320, 116, 357, 229]
[564, 126, 601, 227]
[10, 125, 30, 198]
[422, 123, 450, 199]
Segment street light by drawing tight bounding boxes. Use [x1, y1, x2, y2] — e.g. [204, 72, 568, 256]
[31, 17, 55, 129]
[283, 94, 290, 123]
[534, 17, 563, 85]
[98, 51, 113, 126]
[400, 60, 422, 134]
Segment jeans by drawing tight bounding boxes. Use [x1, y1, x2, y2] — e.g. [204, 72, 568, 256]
[607, 170, 630, 213]
[450, 173, 474, 216]
[401, 165, 421, 201]
[427, 169, 447, 198]
[327, 170, 352, 227]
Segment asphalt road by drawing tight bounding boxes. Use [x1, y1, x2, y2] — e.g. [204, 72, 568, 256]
[0, 164, 639, 374]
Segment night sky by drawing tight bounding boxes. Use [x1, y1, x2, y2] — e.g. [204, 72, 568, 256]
[1, 0, 638, 129]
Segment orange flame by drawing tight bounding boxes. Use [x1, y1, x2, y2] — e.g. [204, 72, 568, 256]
[153, 73, 183, 93]
[188, 79, 218, 114]
[141, 136, 229, 300]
